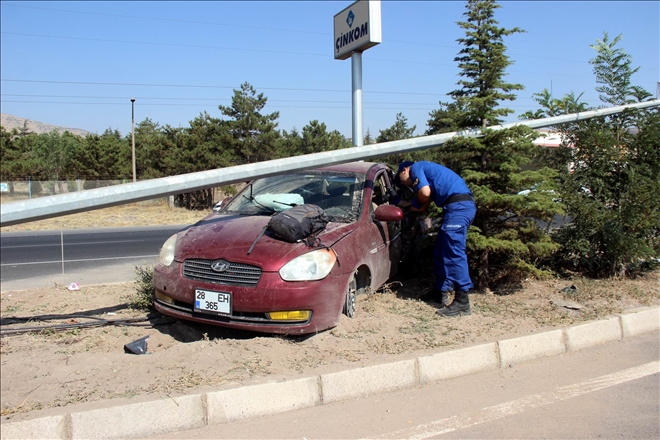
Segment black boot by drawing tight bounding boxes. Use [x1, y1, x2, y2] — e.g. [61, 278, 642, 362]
[436, 290, 471, 317]
[420, 288, 450, 307]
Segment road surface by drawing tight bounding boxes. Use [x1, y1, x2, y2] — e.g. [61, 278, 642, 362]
[149, 330, 659, 439]
[0, 225, 188, 291]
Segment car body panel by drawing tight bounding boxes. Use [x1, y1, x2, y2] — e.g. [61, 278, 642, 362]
[153, 162, 403, 335]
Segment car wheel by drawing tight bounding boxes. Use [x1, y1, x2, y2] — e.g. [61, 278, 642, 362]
[343, 272, 357, 318]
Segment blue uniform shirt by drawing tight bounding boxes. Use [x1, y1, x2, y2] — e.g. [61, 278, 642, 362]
[409, 161, 472, 207]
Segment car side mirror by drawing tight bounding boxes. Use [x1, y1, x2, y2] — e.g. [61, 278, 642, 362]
[374, 205, 404, 222]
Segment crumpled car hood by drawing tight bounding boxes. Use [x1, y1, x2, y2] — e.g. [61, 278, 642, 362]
[174, 213, 358, 271]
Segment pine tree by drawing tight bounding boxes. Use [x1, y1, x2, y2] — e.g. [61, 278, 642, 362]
[376, 112, 421, 168]
[427, 0, 560, 289]
[218, 82, 281, 164]
[377, 113, 416, 143]
[363, 128, 374, 145]
[449, 0, 525, 128]
[300, 120, 348, 155]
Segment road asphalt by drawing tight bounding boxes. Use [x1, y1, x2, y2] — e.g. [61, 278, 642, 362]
[1, 305, 658, 440]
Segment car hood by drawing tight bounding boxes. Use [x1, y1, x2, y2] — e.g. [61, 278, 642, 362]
[174, 213, 358, 271]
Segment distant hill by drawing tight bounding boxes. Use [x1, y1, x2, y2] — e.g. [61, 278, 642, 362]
[1, 114, 92, 137]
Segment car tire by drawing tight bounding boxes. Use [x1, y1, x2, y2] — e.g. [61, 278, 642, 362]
[343, 272, 357, 318]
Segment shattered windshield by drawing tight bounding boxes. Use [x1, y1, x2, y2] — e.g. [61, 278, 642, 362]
[223, 172, 365, 223]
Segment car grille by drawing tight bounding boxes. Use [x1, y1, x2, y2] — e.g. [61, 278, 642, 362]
[183, 259, 262, 287]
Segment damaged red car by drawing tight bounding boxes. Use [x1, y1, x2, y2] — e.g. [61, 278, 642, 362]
[153, 161, 404, 335]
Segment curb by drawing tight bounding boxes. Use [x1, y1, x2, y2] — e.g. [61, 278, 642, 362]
[2, 305, 658, 440]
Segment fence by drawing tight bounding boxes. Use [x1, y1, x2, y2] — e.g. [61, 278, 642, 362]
[0, 180, 229, 208]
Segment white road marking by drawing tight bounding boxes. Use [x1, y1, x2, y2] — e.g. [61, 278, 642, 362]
[367, 361, 659, 440]
[0, 255, 158, 266]
[0, 239, 148, 249]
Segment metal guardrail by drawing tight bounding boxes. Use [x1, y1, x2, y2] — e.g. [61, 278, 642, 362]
[1, 100, 658, 226]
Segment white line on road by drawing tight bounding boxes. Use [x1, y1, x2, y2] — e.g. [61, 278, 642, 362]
[0, 239, 148, 249]
[367, 361, 660, 440]
[0, 255, 158, 267]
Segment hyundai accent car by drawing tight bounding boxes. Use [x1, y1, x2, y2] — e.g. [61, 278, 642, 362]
[153, 162, 404, 335]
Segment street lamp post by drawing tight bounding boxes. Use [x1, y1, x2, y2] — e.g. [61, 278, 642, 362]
[131, 98, 136, 183]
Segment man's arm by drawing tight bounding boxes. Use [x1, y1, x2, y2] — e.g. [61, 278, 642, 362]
[410, 185, 431, 212]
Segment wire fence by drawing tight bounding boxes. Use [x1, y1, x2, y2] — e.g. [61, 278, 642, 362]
[0, 180, 231, 207]
[0, 179, 137, 203]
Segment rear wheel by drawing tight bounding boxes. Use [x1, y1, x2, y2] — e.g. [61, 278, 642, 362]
[343, 272, 357, 318]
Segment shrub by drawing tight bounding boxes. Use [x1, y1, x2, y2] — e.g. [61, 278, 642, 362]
[125, 265, 155, 311]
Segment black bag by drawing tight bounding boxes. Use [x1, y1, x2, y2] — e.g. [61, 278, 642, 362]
[267, 204, 329, 244]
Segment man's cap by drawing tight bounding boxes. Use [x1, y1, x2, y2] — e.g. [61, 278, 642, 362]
[397, 161, 414, 174]
[394, 161, 414, 187]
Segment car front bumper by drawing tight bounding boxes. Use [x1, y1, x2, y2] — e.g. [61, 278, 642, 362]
[153, 261, 349, 335]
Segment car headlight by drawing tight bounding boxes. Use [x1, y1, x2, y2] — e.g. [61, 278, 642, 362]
[159, 234, 178, 267]
[279, 249, 337, 281]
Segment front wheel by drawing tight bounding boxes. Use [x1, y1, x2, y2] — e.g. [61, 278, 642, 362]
[343, 272, 357, 318]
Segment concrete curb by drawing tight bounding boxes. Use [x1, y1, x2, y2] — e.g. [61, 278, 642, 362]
[2, 305, 658, 440]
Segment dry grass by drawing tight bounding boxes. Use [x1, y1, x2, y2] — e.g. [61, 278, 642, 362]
[0, 200, 208, 232]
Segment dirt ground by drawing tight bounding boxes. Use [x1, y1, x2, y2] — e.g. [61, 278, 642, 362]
[1, 204, 659, 422]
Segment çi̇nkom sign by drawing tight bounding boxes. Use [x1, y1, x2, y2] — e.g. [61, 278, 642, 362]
[333, 0, 382, 60]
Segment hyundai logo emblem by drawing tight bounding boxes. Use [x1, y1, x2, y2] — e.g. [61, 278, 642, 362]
[210, 259, 230, 272]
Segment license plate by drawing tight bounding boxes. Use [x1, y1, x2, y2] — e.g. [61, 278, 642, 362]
[194, 289, 231, 315]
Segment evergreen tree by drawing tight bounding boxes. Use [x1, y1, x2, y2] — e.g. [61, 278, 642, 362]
[427, 0, 560, 289]
[134, 118, 165, 180]
[78, 128, 130, 187]
[449, 0, 525, 128]
[182, 111, 235, 172]
[278, 127, 303, 157]
[218, 82, 281, 164]
[363, 128, 374, 145]
[376, 113, 421, 168]
[300, 120, 348, 155]
[426, 101, 472, 135]
[549, 34, 658, 277]
[0, 126, 21, 193]
[377, 113, 416, 143]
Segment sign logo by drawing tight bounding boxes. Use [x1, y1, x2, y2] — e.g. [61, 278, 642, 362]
[210, 259, 230, 273]
[346, 10, 355, 28]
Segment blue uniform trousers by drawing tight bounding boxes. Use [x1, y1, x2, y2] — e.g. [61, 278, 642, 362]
[433, 200, 476, 293]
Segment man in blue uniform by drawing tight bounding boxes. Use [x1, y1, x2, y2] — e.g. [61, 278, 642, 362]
[396, 161, 476, 317]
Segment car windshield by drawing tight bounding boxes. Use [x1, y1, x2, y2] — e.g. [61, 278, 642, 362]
[223, 171, 365, 223]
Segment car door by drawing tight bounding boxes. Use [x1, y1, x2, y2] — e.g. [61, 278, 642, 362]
[367, 168, 403, 284]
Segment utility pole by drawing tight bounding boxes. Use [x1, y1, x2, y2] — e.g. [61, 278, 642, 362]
[131, 98, 136, 182]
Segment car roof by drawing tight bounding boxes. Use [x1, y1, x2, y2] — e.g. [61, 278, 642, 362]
[308, 161, 386, 175]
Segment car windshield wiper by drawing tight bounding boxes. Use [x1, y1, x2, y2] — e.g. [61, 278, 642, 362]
[240, 184, 276, 214]
[272, 200, 298, 207]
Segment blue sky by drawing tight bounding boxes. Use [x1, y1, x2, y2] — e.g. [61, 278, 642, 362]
[1, 1, 658, 139]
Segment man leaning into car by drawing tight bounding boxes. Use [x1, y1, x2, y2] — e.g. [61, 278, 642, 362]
[396, 161, 477, 317]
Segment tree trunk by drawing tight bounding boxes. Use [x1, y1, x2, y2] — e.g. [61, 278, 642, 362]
[476, 249, 489, 291]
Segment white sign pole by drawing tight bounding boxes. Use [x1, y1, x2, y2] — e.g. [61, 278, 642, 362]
[351, 52, 364, 146]
[334, 0, 381, 147]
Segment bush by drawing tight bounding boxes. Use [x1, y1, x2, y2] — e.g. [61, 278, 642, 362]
[125, 265, 155, 311]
